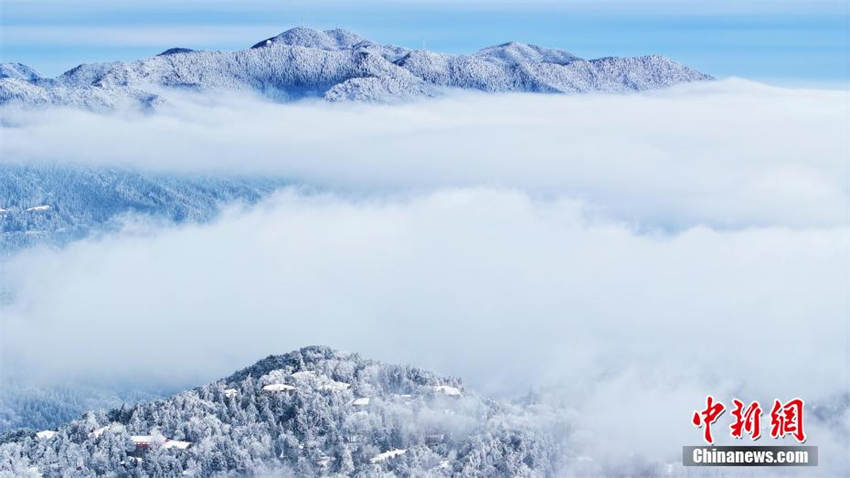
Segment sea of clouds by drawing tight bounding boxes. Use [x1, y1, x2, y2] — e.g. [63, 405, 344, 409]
[1, 79, 848, 474]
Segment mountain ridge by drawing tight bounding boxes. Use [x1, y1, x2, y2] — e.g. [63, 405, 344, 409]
[0, 346, 570, 477]
[0, 164, 285, 254]
[0, 27, 712, 110]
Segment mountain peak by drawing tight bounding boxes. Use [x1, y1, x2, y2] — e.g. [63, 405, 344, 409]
[157, 47, 196, 56]
[476, 41, 581, 65]
[226, 345, 353, 382]
[251, 26, 365, 50]
[0, 62, 42, 82]
[0, 28, 712, 109]
[0, 346, 565, 476]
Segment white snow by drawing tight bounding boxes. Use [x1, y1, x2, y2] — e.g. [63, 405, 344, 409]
[25, 205, 50, 211]
[318, 380, 350, 391]
[370, 448, 407, 464]
[0, 27, 710, 109]
[0, 63, 42, 82]
[352, 397, 370, 406]
[35, 430, 57, 440]
[262, 383, 295, 392]
[89, 426, 110, 439]
[130, 435, 190, 450]
[223, 388, 238, 398]
[291, 370, 350, 391]
[291, 371, 317, 380]
[433, 385, 462, 397]
[131, 435, 153, 446]
[163, 440, 192, 450]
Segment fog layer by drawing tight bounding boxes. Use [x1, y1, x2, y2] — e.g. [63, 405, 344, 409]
[2, 79, 847, 230]
[1, 79, 848, 472]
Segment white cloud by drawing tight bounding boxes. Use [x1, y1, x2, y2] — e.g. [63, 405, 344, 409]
[1, 188, 848, 469]
[1, 81, 848, 472]
[2, 80, 848, 230]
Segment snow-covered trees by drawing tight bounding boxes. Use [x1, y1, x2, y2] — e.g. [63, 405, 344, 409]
[0, 164, 282, 253]
[0, 27, 712, 109]
[0, 346, 569, 477]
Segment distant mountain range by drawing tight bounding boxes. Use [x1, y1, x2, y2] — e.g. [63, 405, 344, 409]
[0, 165, 284, 254]
[0, 346, 569, 477]
[0, 27, 712, 109]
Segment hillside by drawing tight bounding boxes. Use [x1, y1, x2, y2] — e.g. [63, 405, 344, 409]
[0, 165, 284, 254]
[0, 346, 569, 477]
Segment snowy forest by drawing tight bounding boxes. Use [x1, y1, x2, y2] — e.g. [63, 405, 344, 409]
[0, 347, 572, 477]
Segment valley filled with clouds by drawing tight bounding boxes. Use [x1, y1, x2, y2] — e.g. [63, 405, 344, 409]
[1, 79, 848, 473]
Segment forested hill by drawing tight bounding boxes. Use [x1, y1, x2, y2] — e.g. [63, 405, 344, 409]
[0, 27, 712, 109]
[0, 164, 284, 254]
[0, 346, 570, 477]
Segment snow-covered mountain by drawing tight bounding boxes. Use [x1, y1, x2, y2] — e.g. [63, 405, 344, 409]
[0, 27, 712, 109]
[0, 63, 42, 82]
[0, 346, 569, 477]
[0, 165, 284, 254]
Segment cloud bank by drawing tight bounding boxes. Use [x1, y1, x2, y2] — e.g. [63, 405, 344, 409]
[3, 79, 847, 231]
[1, 80, 848, 472]
[2, 188, 848, 472]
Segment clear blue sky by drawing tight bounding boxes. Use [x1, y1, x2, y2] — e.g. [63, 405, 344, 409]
[1, 0, 847, 87]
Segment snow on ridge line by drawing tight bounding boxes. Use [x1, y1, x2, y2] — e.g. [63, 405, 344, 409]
[0, 26, 712, 108]
[35, 430, 57, 440]
[25, 205, 50, 211]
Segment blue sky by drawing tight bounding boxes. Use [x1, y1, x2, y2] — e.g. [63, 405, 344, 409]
[1, 0, 847, 86]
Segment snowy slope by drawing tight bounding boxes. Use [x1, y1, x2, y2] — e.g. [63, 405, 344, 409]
[0, 63, 43, 82]
[0, 165, 285, 253]
[0, 346, 569, 477]
[0, 27, 712, 109]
